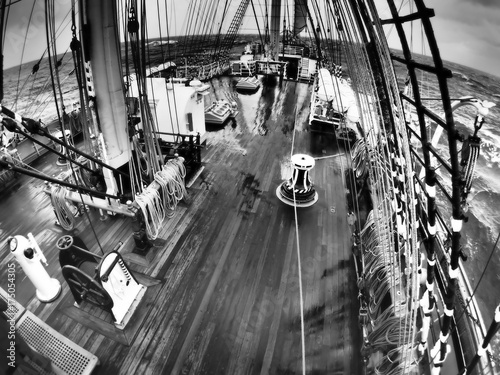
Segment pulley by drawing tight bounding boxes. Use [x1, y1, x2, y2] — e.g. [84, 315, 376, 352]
[128, 7, 139, 34]
[460, 134, 481, 210]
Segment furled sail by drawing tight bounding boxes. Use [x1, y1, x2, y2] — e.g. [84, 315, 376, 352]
[293, 0, 307, 35]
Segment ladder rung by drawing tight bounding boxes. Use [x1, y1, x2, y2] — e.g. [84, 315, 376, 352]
[391, 54, 452, 78]
[380, 7, 434, 25]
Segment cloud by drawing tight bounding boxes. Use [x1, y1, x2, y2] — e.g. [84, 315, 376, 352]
[461, 0, 500, 7]
[429, 2, 500, 76]
[434, 0, 500, 24]
[481, 19, 500, 48]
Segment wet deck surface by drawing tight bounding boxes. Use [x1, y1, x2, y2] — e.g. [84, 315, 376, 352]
[0, 77, 361, 374]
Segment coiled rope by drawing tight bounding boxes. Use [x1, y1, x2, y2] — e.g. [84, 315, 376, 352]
[50, 185, 75, 230]
[155, 158, 187, 218]
[135, 186, 164, 241]
[136, 158, 187, 240]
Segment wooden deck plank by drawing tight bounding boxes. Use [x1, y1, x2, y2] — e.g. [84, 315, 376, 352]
[170, 209, 244, 373]
[0, 78, 362, 375]
[260, 221, 296, 374]
[224, 207, 280, 374]
[120, 286, 180, 374]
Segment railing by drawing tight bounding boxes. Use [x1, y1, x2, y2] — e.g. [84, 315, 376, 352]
[176, 61, 230, 81]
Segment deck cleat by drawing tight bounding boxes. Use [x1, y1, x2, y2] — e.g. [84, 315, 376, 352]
[276, 154, 318, 207]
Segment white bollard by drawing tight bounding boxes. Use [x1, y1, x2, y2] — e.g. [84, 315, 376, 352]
[8, 234, 61, 302]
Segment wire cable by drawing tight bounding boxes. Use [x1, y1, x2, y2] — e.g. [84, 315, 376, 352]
[289, 94, 306, 375]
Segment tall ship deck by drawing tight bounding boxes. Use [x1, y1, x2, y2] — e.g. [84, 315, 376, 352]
[1, 79, 362, 374]
[1, 1, 499, 375]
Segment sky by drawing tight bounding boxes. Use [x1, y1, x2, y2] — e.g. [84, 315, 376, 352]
[376, 0, 500, 77]
[2, 0, 500, 77]
[433, 0, 500, 77]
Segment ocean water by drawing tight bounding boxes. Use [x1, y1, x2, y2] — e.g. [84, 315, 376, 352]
[2, 50, 500, 359]
[2, 56, 80, 122]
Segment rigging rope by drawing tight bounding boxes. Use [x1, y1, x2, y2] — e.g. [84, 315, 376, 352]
[127, 1, 163, 180]
[461, 136, 480, 203]
[13, 0, 36, 111]
[17, 8, 75, 116]
[328, 1, 421, 372]
[44, 0, 105, 255]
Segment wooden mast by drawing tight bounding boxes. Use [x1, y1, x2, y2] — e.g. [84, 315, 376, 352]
[81, 0, 131, 196]
[269, 0, 281, 59]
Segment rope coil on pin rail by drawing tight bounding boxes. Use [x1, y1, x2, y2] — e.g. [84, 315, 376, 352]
[50, 185, 76, 231]
[135, 158, 188, 240]
[135, 185, 164, 241]
[154, 158, 187, 217]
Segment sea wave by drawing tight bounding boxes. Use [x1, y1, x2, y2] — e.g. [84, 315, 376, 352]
[452, 70, 469, 81]
[481, 141, 500, 168]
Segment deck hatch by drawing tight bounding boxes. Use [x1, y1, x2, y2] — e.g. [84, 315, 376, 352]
[16, 311, 99, 375]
